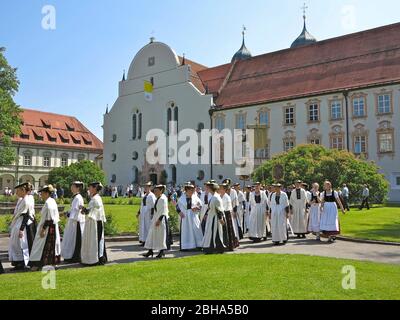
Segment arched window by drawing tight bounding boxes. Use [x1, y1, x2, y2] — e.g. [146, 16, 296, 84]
[111, 174, 116, 183]
[132, 166, 139, 184]
[132, 151, 138, 160]
[111, 153, 117, 162]
[132, 114, 137, 140]
[138, 113, 142, 139]
[197, 170, 205, 181]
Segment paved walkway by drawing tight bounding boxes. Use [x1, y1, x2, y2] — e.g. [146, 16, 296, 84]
[1, 235, 399, 273]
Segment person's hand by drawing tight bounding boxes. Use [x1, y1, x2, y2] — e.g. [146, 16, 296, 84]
[219, 219, 225, 226]
[179, 213, 185, 219]
[40, 228, 46, 238]
[155, 220, 161, 227]
[19, 230, 24, 239]
[192, 207, 200, 213]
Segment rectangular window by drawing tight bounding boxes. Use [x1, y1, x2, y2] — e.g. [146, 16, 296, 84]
[354, 136, 367, 154]
[377, 94, 391, 114]
[378, 133, 393, 153]
[215, 117, 225, 131]
[331, 136, 344, 150]
[284, 141, 294, 152]
[353, 97, 366, 117]
[259, 111, 268, 126]
[310, 139, 320, 145]
[285, 107, 294, 125]
[61, 157, 68, 167]
[236, 114, 246, 130]
[43, 156, 50, 167]
[330, 100, 342, 120]
[396, 177, 400, 186]
[23, 155, 31, 166]
[308, 104, 319, 122]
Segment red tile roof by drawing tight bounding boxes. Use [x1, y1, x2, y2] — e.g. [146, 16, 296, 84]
[198, 22, 400, 109]
[12, 109, 103, 152]
[178, 56, 208, 92]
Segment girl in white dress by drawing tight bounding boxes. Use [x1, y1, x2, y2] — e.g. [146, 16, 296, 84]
[269, 184, 290, 245]
[248, 182, 269, 242]
[29, 185, 61, 270]
[61, 181, 85, 262]
[137, 182, 156, 245]
[143, 185, 171, 259]
[308, 183, 322, 241]
[320, 181, 346, 243]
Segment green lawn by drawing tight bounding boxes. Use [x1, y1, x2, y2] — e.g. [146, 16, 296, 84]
[0, 254, 398, 300]
[340, 206, 400, 243]
[105, 204, 139, 234]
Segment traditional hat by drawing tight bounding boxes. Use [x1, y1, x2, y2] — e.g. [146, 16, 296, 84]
[302, 182, 309, 188]
[143, 181, 153, 187]
[14, 182, 32, 190]
[273, 183, 283, 188]
[233, 182, 241, 187]
[39, 184, 54, 193]
[72, 181, 84, 187]
[184, 182, 195, 190]
[295, 180, 303, 184]
[205, 180, 216, 186]
[222, 178, 232, 186]
[154, 184, 166, 192]
[245, 185, 252, 189]
[253, 181, 261, 186]
[89, 181, 103, 190]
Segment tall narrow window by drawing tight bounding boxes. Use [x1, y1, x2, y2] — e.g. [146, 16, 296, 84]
[354, 136, 367, 154]
[132, 114, 137, 140]
[174, 107, 179, 132]
[138, 113, 142, 139]
[43, 156, 50, 167]
[308, 103, 319, 122]
[61, 155, 68, 167]
[236, 113, 246, 129]
[259, 111, 268, 126]
[378, 133, 393, 153]
[167, 108, 172, 136]
[353, 97, 366, 117]
[23, 154, 32, 166]
[377, 94, 391, 114]
[284, 107, 295, 125]
[330, 100, 342, 120]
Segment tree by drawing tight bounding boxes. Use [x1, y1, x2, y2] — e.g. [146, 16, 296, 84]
[48, 160, 105, 197]
[0, 47, 22, 166]
[252, 145, 389, 204]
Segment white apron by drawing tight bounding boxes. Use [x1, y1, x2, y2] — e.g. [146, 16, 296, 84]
[29, 197, 61, 263]
[320, 191, 340, 232]
[8, 196, 29, 265]
[202, 194, 225, 249]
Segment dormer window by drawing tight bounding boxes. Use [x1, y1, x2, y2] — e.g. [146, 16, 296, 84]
[71, 133, 81, 144]
[65, 122, 75, 131]
[59, 132, 70, 143]
[82, 135, 92, 145]
[20, 127, 30, 139]
[41, 119, 51, 128]
[46, 131, 57, 142]
[32, 128, 44, 141]
[148, 56, 155, 66]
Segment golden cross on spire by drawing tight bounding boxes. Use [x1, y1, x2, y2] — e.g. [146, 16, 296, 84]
[242, 25, 247, 36]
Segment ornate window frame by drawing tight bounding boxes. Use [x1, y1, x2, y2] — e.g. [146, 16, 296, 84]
[282, 103, 296, 127]
[257, 106, 270, 128]
[306, 99, 321, 124]
[352, 123, 369, 158]
[328, 97, 344, 122]
[375, 89, 393, 116]
[329, 125, 344, 150]
[235, 111, 247, 130]
[283, 130, 296, 152]
[351, 92, 368, 119]
[376, 120, 395, 156]
[307, 128, 322, 145]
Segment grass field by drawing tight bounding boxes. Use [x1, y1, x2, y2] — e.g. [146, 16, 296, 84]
[0, 254, 398, 300]
[340, 206, 400, 243]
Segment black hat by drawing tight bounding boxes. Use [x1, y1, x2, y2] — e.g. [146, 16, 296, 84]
[205, 180, 216, 186]
[222, 178, 232, 186]
[253, 181, 261, 186]
[233, 183, 240, 187]
[295, 180, 303, 184]
[89, 181, 103, 190]
[273, 183, 283, 188]
[39, 184, 55, 193]
[14, 182, 32, 190]
[184, 182, 195, 190]
[143, 181, 153, 187]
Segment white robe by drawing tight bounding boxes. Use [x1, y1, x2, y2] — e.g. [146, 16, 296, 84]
[61, 193, 84, 260]
[248, 191, 269, 239]
[270, 192, 289, 242]
[81, 194, 107, 265]
[290, 188, 308, 234]
[29, 197, 61, 263]
[202, 193, 225, 249]
[308, 191, 321, 233]
[222, 193, 239, 239]
[138, 192, 156, 242]
[145, 194, 169, 251]
[8, 196, 30, 265]
[177, 194, 203, 250]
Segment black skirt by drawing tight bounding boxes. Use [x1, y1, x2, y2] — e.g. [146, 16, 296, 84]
[204, 216, 225, 254]
[64, 222, 82, 263]
[26, 220, 37, 254]
[29, 223, 60, 268]
[0, 261, 4, 274]
[223, 211, 239, 251]
[97, 221, 108, 265]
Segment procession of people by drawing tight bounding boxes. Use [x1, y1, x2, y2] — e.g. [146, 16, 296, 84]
[1, 178, 347, 273]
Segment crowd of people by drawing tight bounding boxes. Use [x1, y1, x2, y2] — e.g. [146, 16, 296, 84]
[0, 177, 359, 274]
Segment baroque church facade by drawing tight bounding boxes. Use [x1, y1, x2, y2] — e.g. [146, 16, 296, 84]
[103, 20, 400, 202]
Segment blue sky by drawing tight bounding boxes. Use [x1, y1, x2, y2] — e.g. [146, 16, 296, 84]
[1, 0, 400, 140]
